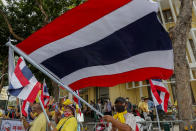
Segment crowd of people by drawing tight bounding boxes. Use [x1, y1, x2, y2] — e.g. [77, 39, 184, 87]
[0, 96, 176, 131]
[83, 96, 160, 122]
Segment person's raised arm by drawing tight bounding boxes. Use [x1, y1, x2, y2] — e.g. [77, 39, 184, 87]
[103, 115, 132, 131]
[21, 116, 30, 130]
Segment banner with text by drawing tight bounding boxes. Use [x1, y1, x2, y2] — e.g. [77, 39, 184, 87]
[1, 119, 24, 131]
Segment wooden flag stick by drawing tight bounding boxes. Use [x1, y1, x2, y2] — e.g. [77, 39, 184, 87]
[38, 96, 53, 130]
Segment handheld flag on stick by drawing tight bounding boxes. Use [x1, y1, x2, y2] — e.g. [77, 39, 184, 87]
[41, 79, 50, 108]
[8, 57, 41, 102]
[74, 90, 82, 115]
[22, 100, 30, 117]
[16, 0, 173, 90]
[6, 0, 174, 117]
[149, 79, 170, 112]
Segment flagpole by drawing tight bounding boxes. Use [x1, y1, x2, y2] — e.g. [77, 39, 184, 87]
[6, 41, 104, 117]
[38, 96, 50, 122]
[19, 99, 22, 117]
[19, 99, 26, 131]
[38, 96, 53, 130]
[151, 87, 161, 131]
[155, 105, 161, 131]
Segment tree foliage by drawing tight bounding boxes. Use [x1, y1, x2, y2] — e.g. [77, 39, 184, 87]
[0, 0, 85, 94]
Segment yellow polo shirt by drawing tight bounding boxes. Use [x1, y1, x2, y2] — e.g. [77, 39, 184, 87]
[29, 112, 46, 131]
[138, 101, 149, 113]
[56, 116, 77, 131]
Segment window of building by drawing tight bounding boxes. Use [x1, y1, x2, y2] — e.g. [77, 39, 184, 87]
[99, 87, 109, 101]
[158, 9, 174, 23]
[162, 9, 174, 23]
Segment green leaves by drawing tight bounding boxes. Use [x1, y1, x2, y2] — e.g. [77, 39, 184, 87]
[0, 0, 87, 90]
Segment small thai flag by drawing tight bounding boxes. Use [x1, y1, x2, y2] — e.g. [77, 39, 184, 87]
[22, 100, 30, 117]
[41, 79, 50, 108]
[74, 90, 82, 115]
[8, 57, 41, 103]
[149, 79, 170, 112]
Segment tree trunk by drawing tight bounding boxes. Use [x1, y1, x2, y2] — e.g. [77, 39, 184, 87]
[0, 8, 24, 41]
[51, 80, 59, 102]
[169, 0, 193, 130]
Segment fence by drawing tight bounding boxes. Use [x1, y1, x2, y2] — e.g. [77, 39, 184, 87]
[81, 119, 196, 131]
[1, 118, 196, 131]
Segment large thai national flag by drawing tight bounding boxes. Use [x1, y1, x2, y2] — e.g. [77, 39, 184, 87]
[149, 79, 170, 112]
[41, 79, 50, 108]
[16, 0, 173, 90]
[8, 57, 41, 102]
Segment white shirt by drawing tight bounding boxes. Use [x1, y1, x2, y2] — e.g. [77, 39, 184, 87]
[108, 113, 144, 131]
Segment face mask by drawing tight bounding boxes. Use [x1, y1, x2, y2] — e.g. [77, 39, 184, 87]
[64, 112, 72, 117]
[115, 105, 125, 113]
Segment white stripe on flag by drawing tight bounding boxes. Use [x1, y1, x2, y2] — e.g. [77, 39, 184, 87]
[160, 92, 166, 110]
[24, 101, 30, 115]
[10, 73, 23, 89]
[44, 99, 49, 105]
[29, 0, 159, 64]
[18, 76, 38, 100]
[19, 60, 26, 70]
[151, 80, 164, 88]
[151, 90, 159, 106]
[61, 50, 173, 85]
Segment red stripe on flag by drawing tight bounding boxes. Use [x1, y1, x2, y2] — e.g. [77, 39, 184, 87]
[22, 100, 28, 117]
[14, 58, 29, 86]
[136, 125, 139, 131]
[69, 67, 173, 90]
[17, 0, 132, 54]
[163, 91, 169, 112]
[26, 82, 41, 103]
[151, 85, 169, 93]
[149, 80, 162, 104]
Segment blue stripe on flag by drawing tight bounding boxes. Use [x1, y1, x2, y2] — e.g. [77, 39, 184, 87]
[9, 84, 15, 90]
[44, 85, 48, 92]
[21, 66, 33, 80]
[9, 88, 23, 96]
[41, 12, 172, 78]
[152, 79, 162, 82]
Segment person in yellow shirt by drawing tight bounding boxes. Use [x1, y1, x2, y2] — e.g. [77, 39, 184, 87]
[103, 97, 139, 131]
[49, 99, 78, 131]
[138, 97, 149, 119]
[22, 103, 47, 131]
